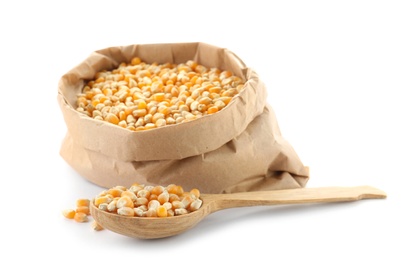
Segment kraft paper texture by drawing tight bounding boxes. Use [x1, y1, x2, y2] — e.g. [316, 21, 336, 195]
[57, 42, 309, 193]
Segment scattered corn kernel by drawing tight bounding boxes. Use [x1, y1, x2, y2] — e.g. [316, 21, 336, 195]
[76, 199, 90, 208]
[91, 221, 104, 231]
[74, 212, 88, 223]
[76, 206, 90, 215]
[63, 197, 102, 230]
[62, 209, 76, 219]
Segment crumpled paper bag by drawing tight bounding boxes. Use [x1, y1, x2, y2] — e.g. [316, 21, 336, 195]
[57, 42, 309, 193]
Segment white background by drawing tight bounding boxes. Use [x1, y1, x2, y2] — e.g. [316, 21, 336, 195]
[1, 0, 407, 259]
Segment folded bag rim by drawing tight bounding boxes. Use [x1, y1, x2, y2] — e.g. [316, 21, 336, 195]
[57, 42, 268, 162]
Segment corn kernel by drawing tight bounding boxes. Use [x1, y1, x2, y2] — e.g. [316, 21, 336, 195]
[190, 188, 200, 199]
[117, 207, 135, 216]
[74, 212, 88, 223]
[62, 209, 76, 219]
[92, 221, 104, 231]
[105, 113, 119, 125]
[76, 206, 90, 215]
[131, 57, 142, 65]
[121, 190, 137, 201]
[148, 200, 160, 211]
[189, 199, 203, 212]
[94, 196, 111, 206]
[156, 206, 168, 217]
[116, 196, 134, 209]
[207, 106, 219, 114]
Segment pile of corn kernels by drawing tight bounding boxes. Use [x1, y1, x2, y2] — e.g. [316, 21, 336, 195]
[94, 183, 202, 218]
[62, 183, 202, 231]
[76, 57, 245, 131]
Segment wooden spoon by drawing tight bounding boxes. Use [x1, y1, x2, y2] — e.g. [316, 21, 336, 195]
[90, 185, 386, 239]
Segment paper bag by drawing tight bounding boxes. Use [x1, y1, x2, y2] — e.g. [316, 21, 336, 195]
[57, 42, 309, 193]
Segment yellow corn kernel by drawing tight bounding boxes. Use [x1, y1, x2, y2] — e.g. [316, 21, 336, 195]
[118, 120, 127, 128]
[186, 60, 197, 70]
[138, 100, 147, 109]
[158, 191, 170, 204]
[137, 189, 151, 198]
[148, 200, 160, 211]
[134, 208, 144, 217]
[156, 205, 168, 217]
[149, 194, 158, 201]
[152, 112, 165, 123]
[133, 108, 147, 118]
[172, 200, 185, 210]
[117, 207, 135, 216]
[76, 206, 90, 215]
[107, 200, 117, 212]
[145, 208, 157, 217]
[116, 196, 134, 209]
[91, 99, 100, 107]
[129, 183, 144, 193]
[76, 198, 90, 208]
[151, 185, 164, 196]
[214, 100, 226, 110]
[94, 196, 111, 207]
[95, 77, 105, 83]
[74, 212, 89, 223]
[151, 81, 164, 93]
[152, 93, 165, 102]
[166, 117, 176, 125]
[114, 185, 127, 191]
[189, 199, 203, 212]
[135, 197, 149, 207]
[221, 88, 238, 97]
[198, 97, 212, 105]
[181, 194, 194, 208]
[155, 118, 166, 127]
[190, 188, 201, 199]
[167, 209, 175, 217]
[107, 188, 122, 197]
[119, 110, 126, 121]
[98, 203, 109, 211]
[144, 123, 156, 130]
[121, 190, 137, 201]
[163, 202, 173, 210]
[168, 184, 184, 196]
[91, 221, 104, 231]
[62, 209, 76, 219]
[125, 106, 136, 119]
[168, 193, 180, 203]
[175, 208, 188, 216]
[220, 70, 232, 79]
[131, 57, 142, 65]
[105, 113, 119, 125]
[207, 106, 219, 114]
[158, 105, 170, 115]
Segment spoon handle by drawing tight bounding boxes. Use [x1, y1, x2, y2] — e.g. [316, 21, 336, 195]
[206, 186, 386, 212]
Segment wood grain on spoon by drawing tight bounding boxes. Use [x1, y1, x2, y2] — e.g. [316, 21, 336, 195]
[90, 186, 386, 239]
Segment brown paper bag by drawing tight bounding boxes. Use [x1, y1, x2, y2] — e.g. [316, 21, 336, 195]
[57, 42, 309, 193]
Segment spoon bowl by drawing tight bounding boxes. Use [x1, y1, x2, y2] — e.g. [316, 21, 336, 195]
[90, 185, 386, 239]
